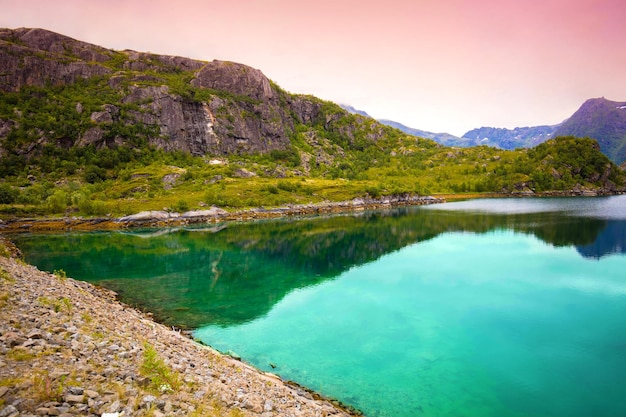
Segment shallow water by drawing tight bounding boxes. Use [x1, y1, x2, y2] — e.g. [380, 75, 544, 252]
[13, 195, 626, 417]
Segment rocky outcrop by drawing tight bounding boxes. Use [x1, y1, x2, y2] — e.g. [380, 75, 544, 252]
[0, 28, 112, 91]
[0, 27, 389, 159]
[191, 60, 277, 103]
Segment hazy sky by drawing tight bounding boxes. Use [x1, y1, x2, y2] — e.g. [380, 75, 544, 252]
[2, 0, 625, 136]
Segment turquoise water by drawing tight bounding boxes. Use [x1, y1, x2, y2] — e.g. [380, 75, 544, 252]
[13, 196, 626, 417]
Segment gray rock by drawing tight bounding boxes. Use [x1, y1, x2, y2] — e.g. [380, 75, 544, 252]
[118, 211, 175, 222]
[90, 111, 113, 124]
[84, 389, 99, 399]
[181, 207, 228, 218]
[26, 329, 43, 339]
[46, 407, 61, 416]
[65, 394, 84, 404]
[142, 395, 157, 407]
[233, 168, 257, 178]
[0, 405, 17, 417]
[68, 386, 84, 396]
[2, 332, 26, 347]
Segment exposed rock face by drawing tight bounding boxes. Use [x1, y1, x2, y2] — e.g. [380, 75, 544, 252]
[0, 28, 112, 91]
[191, 60, 277, 103]
[0, 27, 389, 159]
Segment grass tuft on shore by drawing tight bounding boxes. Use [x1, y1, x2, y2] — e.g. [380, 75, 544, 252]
[140, 342, 181, 394]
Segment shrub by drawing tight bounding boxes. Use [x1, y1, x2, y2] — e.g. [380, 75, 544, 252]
[84, 165, 107, 183]
[46, 190, 68, 213]
[0, 184, 18, 204]
[175, 200, 189, 212]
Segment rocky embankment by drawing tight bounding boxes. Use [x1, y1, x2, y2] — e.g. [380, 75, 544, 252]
[0, 239, 360, 417]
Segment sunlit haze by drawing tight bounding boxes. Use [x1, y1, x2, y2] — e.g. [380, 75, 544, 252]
[2, 0, 625, 136]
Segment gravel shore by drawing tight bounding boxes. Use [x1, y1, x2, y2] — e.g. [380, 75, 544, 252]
[0, 239, 360, 417]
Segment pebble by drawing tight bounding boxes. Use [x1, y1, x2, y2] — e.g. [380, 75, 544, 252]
[0, 251, 360, 416]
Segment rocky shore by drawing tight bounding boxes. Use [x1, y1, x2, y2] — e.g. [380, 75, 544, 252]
[0, 239, 360, 417]
[0, 195, 444, 233]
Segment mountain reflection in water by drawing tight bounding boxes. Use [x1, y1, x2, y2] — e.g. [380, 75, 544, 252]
[13, 196, 626, 328]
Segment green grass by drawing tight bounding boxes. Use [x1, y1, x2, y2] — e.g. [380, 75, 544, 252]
[140, 342, 181, 394]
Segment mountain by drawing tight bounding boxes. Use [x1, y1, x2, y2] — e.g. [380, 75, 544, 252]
[340, 104, 558, 149]
[461, 125, 560, 150]
[376, 119, 473, 147]
[339, 105, 468, 146]
[339, 104, 372, 118]
[0, 27, 623, 219]
[0, 27, 390, 159]
[553, 97, 626, 165]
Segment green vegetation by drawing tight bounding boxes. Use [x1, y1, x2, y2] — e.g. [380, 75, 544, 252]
[0, 38, 624, 220]
[32, 371, 65, 402]
[37, 296, 73, 314]
[53, 269, 67, 281]
[140, 342, 181, 394]
[0, 134, 622, 218]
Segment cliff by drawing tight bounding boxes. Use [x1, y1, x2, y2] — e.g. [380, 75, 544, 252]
[0, 27, 385, 159]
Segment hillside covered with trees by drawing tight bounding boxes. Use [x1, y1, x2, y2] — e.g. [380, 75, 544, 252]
[0, 28, 624, 218]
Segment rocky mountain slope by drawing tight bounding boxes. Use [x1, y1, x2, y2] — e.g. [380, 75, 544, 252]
[553, 97, 626, 165]
[0, 27, 387, 160]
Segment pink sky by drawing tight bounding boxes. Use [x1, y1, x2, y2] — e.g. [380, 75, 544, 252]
[1, 0, 625, 136]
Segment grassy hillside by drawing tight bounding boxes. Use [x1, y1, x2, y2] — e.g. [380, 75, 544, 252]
[0, 30, 624, 219]
[0, 130, 623, 219]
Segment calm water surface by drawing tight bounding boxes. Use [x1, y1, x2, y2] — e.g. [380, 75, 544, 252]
[13, 196, 626, 417]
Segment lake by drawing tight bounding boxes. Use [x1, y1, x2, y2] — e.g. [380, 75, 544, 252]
[12, 195, 626, 417]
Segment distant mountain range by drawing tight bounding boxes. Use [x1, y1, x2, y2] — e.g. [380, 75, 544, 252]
[462, 125, 559, 149]
[342, 97, 626, 165]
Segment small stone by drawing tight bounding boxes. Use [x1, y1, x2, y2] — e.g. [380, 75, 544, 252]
[84, 389, 99, 399]
[47, 407, 61, 416]
[21, 339, 37, 348]
[26, 329, 43, 339]
[35, 408, 49, 415]
[65, 394, 85, 404]
[264, 400, 274, 412]
[68, 386, 84, 395]
[103, 367, 115, 377]
[2, 332, 25, 347]
[142, 395, 156, 408]
[155, 399, 166, 411]
[243, 398, 263, 413]
[107, 400, 121, 413]
[0, 387, 8, 397]
[0, 405, 18, 417]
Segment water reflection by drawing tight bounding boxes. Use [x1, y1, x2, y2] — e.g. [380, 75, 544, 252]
[12, 196, 626, 328]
